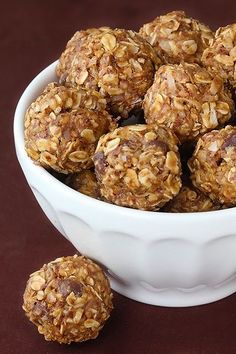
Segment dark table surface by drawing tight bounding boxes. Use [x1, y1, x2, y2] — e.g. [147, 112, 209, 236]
[2, 1, 236, 353]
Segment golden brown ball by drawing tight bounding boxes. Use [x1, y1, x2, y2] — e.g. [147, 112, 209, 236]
[23, 255, 113, 344]
[56, 27, 161, 118]
[93, 125, 182, 210]
[24, 83, 115, 173]
[188, 125, 236, 206]
[139, 11, 213, 64]
[143, 63, 234, 142]
[202, 23, 236, 87]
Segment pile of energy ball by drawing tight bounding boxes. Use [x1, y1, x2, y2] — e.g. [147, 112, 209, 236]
[25, 11, 236, 212]
[23, 10, 236, 345]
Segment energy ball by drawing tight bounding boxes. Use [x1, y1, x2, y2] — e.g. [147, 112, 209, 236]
[25, 83, 116, 174]
[23, 255, 113, 344]
[163, 184, 220, 212]
[66, 170, 101, 199]
[139, 10, 213, 64]
[93, 125, 182, 210]
[143, 63, 234, 142]
[188, 125, 236, 206]
[56, 27, 161, 118]
[202, 23, 236, 87]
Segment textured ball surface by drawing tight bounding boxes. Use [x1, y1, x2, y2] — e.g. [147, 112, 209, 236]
[139, 11, 213, 64]
[188, 125, 236, 205]
[23, 255, 113, 344]
[93, 125, 182, 210]
[56, 27, 161, 118]
[24, 83, 115, 173]
[143, 63, 234, 142]
[202, 23, 236, 87]
[66, 170, 101, 199]
[163, 184, 220, 212]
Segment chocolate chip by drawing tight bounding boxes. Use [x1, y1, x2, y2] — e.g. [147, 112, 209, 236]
[145, 139, 169, 153]
[122, 138, 140, 149]
[93, 152, 107, 175]
[58, 279, 83, 297]
[33, 302, 48, 316]
[222, 134, 236, 148]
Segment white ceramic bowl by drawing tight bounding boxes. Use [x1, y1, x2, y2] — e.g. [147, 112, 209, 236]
[14, 61, 236, 307]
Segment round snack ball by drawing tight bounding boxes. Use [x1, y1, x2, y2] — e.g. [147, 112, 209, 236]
[188, 125, 236, 206]
[24, 83, 116, 174]
[56, 27, 161, 118]
[202, 23, 236, 87]
[93, 125, 182, 210]
[66, 170, 101, 199]
[163, 184, 220, 213]
[22, 255, 113, 344]
[143, 63, 234, 142]
[139, 10, 213, 65]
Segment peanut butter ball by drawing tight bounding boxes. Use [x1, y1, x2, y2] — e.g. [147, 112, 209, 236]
[56, 27, 161, 118]
[163, 184, 220, 213]
[143, 63, 234, 142]
[66, 170, 101, 199]
[188, 125, 236, 206]
[93, 125, 182, 210]
[23, 255, 113, 344]
[202, 23, 236, 87]
[139, 11, 213, 64]
[24, 83, 115, 173]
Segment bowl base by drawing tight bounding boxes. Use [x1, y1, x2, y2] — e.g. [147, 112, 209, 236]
[108, 275, 236, 307]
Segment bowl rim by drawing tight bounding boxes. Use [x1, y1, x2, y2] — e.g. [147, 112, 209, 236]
[13, 60, 236, 221]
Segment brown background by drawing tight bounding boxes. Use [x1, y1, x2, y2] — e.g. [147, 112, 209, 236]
[1, 0, 236, 353]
